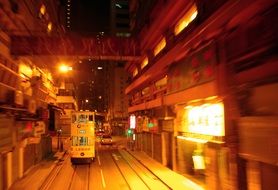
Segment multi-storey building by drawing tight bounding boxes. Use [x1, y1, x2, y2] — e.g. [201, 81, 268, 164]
[111, 0, 130, 37]
[0, 1, 63, 189]
[125, 0, 278, 189]
[108, 62, 129, 134]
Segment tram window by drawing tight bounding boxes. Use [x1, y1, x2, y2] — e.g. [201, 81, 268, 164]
[79, 114, 87, 122]
[89, 115, 94, 121]
[71, 136, 88, 146]
[72, 136, 79, 146]
[79, 136, 88, 146]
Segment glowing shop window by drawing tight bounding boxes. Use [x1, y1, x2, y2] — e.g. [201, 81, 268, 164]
[187, 102, 225, 136]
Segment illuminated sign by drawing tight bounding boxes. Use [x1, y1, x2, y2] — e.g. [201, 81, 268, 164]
[186, 102, 225, 136]
[130, 115, 136, 129]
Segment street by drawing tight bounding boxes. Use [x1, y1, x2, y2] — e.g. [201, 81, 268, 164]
[10, 136, 204, 190]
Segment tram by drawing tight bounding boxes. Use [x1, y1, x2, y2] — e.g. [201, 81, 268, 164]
[70, 111, 96, 163]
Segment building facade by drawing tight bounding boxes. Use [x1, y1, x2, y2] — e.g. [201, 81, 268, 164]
[0, 1, 62, 189]
[125, 0, 278, 189]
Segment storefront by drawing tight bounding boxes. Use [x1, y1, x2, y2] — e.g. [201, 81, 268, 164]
[174, 97, 229, 188]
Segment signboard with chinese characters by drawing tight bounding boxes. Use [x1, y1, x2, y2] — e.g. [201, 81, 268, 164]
[34, 121, 46, 137]
[186, 102, 225, 137]
[167, 42, 217, 94]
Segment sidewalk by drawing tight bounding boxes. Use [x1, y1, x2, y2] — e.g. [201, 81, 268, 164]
[125, 149, 206, 190]
[10, 151, 66, 190]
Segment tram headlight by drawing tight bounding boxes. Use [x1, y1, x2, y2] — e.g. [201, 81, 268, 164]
[80, 152, 84, 156]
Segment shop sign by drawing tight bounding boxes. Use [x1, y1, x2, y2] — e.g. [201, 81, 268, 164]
[33, 121, 46, 137]
[167, 43, 216, 94]
[148, 119, 159, 133]
[186, 102, 225, 137]
[129, 115, 136, 129]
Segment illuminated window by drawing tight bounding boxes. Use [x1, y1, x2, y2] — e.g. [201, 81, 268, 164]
[132, 68, 138, 77]
[40, 4, 46, 16]
[186, 101, 225, 136]
[154, 37, 166, 56]
[19, 64, 32, 79]
[47, 22, 52, 32]
[140, 57, 148, 69]
[155, 76, 167, 89]
[174, 4, 198, 35]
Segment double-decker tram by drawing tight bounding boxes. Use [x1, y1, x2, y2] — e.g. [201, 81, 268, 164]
[70, 111, 95, 163]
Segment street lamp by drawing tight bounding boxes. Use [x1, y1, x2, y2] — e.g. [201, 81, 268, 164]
[59, 64, 72, 73]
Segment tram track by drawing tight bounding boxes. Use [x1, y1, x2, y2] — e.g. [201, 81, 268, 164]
[111, 149, 172, 190]
[39, 151, 69, 190]
[123, 150, 173, 190]
[38, 148, 171, 190]
[67, 165, 77, 190]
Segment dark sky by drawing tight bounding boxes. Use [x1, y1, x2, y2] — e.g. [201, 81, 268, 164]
[71, 0, 111, 35]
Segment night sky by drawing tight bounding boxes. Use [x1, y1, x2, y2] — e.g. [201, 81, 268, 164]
[70, 0, 111, 35]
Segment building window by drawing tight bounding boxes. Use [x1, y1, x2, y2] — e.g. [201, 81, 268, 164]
[132, 68, 138, 77]
[141, 57, 149, 69]
[174, 4, 198, 35]
[154, 37, 166, 56]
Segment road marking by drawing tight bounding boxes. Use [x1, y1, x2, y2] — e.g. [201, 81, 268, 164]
[97, 155, 101, 166]
[100, 169, 106, 188]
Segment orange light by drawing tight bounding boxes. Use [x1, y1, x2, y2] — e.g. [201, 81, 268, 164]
[59, 64, 72, 73]
[132, 68, 138, 77]
[47, 22, 52, 32]
[141, 57, 148, 69]
[40, 4, 46, 15]
[174, 4, 198, 35]
[19, 63, 33, 78]
[154, 37, 166, 56]
[186, 102, 225, 136]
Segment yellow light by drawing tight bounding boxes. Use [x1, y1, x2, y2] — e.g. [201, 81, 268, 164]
[40, 4, 46, 15]
[141, 57, 148, 69]
[192, 155, 206, 169]
[187, 102, 225, 136]
[154, 37, 166, 56]
[59, 64, 71, 73]
[19, 64, 33, 78]
[174, 4, 198, 35]
[177, 136, 208, 143]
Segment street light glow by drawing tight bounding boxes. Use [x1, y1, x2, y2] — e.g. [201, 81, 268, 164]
[59, 64, 72, 73]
